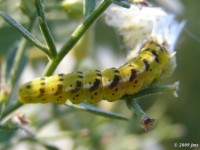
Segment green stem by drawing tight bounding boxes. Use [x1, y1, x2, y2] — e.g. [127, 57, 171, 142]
[43, 0, 112, 76]
[8, 39, 27, 88]
[125, 99, 155, 131]
[35, 0, 57, 58]
[1, 101, 22, 120]
[125, 99, 148, 119]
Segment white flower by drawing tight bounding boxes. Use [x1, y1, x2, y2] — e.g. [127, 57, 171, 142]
[150, 14, 185, 54]
[105, 4, 185, 55]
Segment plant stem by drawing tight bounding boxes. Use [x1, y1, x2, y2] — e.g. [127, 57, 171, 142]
[1, 101, 22, 120]
[8, 39, 26, 88]
[125, 98, 155, 131]
[35, 0, 57, 58]
[43, 0, 112, 76]
[125, 99, 148, 119]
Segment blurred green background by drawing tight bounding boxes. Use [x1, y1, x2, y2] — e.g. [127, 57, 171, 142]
[0, 0, 200, 150]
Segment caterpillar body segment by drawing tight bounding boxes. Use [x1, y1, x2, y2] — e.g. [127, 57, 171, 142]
[82, 70, 103, 104]
[101, 68, 125, 102]
[18, 42, 171, 104]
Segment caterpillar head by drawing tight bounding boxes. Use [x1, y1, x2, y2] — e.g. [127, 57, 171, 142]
[140, 39, 177, 79]
[147, 39, 177, 78]
[148, 14, 185, 78]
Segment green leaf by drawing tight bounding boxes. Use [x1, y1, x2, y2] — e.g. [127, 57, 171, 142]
[35, 0, 57, 57]
[65, 101, 129, 121]
[125, 99, 148, 119]
[113, 0, 130, 8]
[84, 0, 96, 20]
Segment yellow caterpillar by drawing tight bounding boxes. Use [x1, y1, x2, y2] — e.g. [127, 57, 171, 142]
[18, 41, 173, 104]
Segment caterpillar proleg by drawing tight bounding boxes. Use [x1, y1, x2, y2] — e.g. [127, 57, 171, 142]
[18, 41, 172, 104]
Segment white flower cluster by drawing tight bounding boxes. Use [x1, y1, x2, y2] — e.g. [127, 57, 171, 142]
[105, 4, 185, 56]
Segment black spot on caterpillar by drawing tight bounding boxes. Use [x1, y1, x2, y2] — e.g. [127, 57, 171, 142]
[18, 41, 171, 104]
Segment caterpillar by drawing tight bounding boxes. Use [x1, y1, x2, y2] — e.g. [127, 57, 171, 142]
[18, 41, 173, 104]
